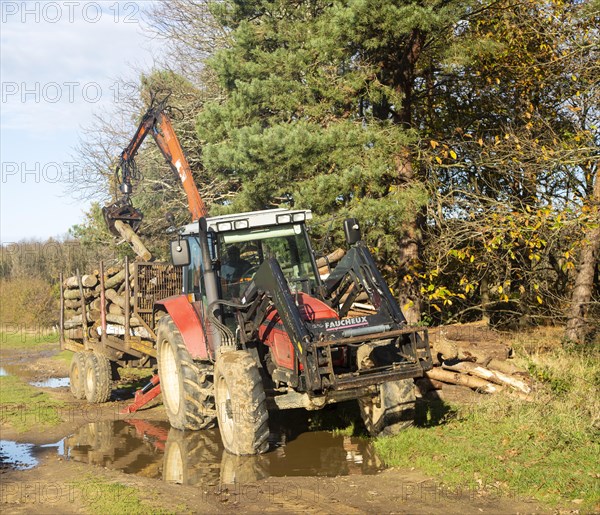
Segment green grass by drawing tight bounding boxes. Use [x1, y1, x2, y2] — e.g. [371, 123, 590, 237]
[0, 375, 65, 432]
[308, 401, 366, 436]
[117, 367, 154, 381]
[374, 329, 600, 512]
[0, 330, 59, 349]
[71, 476, 174, 515]
[53, 349, 74, 365]
[114, 367, 154, 392]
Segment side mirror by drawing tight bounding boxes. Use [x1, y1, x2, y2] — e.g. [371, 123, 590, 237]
[343, 218, 361, 245]
[170, 238, 190, 267]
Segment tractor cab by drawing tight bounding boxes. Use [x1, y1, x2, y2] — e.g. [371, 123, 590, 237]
[176, 208, 319, 303]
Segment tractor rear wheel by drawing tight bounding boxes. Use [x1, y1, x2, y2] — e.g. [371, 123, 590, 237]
[358, 378, 416, 436]
[69, 352, 86, 399]
[84, 352, 112, 403]
[214, 350, 269, 456]
[156, 315, 216, 431]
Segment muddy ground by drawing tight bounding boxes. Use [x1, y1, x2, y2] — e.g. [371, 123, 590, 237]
[0, 343, 547, 514]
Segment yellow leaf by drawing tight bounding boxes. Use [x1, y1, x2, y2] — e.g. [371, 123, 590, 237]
[430, 140, 439, 149]
[435, 156, 442, 165]
[536, 295, 543, 304]
[450, 150, 457, 159]
[478, 138, 484, 147]
[470, 255, 475, 263]
[498, 285, 503, 294]
[431, 304, 441, 312]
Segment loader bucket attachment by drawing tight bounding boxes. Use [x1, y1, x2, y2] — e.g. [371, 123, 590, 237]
[103, 200, 143, 236]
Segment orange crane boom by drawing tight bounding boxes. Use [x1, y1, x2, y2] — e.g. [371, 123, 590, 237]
[103, 98, 207, 235]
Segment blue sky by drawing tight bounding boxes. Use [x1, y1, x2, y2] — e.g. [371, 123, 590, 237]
[1, 1, 161, 243]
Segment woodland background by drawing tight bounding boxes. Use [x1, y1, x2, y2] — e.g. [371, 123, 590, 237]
[1, 0, 598, 343]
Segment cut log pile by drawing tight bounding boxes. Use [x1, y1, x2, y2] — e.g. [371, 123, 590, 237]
[61, 264, 154, 342]
[417, 323, 534, 403]
[317, 248, 346, 277]
[314, 249, 533, 402]
[61, 222, 160, 349]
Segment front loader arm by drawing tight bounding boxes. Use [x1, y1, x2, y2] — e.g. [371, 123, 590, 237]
[324, 242, 406, 324]
[240, 259, 322, 391]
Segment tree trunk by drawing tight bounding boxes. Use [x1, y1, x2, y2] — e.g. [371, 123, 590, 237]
[565, 170, 599, 343]
[391, 29, 426, 325]
[395, 149, 423, 325]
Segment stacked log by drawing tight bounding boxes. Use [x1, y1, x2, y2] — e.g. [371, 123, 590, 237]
[416, 323, 534, 403]
[61, 264, 137, 342]
[317, 248, 346, 276]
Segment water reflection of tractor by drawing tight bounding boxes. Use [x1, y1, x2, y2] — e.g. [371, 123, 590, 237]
[62, 418, 382, 486]
[63, 97, 433, 457]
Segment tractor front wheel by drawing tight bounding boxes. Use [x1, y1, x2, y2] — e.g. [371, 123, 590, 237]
[214, 350, 269, 456]
[358, 378, 416, 436]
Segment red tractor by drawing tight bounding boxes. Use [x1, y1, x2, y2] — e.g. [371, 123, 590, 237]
[104, 99, 433, 456]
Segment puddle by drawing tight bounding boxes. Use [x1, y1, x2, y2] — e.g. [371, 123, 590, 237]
[0, 441, 37, 470]
[30, 377, 70, 388]
[61, 415, 383, 486]
[0, 363, 69, 387]
[0, 440, 63, 470]
[0, 363, 35, 379]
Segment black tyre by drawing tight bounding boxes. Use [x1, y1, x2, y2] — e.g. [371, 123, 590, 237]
[69, 352, 86, 400]
[163, 427, 222, 486]
[358, 378, 416, 436]
[84, 352, 112, 403]
[156, 315, 216, 430]
[214, 350, 269, 456]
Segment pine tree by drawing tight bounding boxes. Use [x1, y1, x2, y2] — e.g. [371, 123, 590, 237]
[197, 0, 481, 322]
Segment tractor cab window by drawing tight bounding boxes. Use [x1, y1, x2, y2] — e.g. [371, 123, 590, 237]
[184, 236, 203, 295]
[218, 224, 318, 301]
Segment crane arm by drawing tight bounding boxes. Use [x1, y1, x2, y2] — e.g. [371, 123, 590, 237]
[104, 100, 207, 235]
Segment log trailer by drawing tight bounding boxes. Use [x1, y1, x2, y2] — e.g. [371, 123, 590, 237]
[62, 99, 433, 456]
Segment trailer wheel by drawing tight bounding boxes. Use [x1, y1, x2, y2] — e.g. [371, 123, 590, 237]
[358, 378, 416, 436]
[69, 352, 86, 400]
[214, 350, 269, 456]
[84, 352, 112, 403]
[156, 315, 216, 431]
